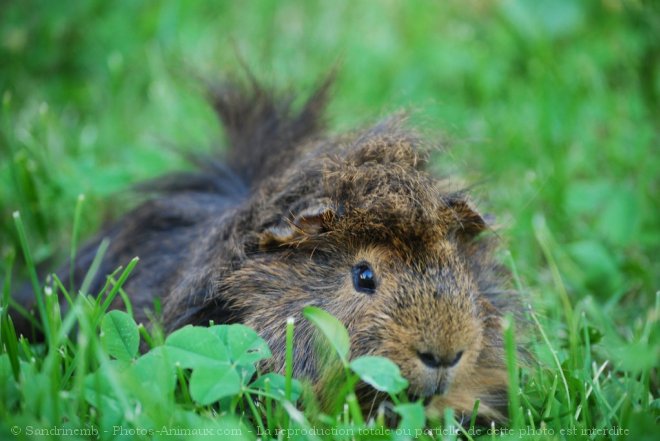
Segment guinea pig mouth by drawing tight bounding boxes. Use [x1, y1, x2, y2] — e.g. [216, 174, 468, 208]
[408, 376, 449, 402]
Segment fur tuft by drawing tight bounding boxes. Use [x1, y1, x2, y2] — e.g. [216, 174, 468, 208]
[210, 73, 334, 186]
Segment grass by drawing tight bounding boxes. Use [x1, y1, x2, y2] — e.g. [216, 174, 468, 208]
[0, 0, 658, 439]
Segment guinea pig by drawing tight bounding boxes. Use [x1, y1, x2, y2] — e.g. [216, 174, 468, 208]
[13, 75, 521, 422]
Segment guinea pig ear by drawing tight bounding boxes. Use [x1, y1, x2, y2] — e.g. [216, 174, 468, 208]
[445, 197, 488, 240]
[259, 202, 335, 249]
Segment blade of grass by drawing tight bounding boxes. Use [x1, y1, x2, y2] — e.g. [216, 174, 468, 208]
[116, 286, 134, 318]
[74, 317, 90, 419]
[264, 377, 274, 435]
[176, 366, 193, 406]
[444, 407, 457, 441]
[79, 238, 110, 296]
[1, 312, 20, 380]
[52, 274, 74, 308]
[455, 420, 476, 441]
[13, 211, 51, 344]
[346, 393, 364, 426]
[542, 375, 558, 420]
[18, 335, 34, 360]
[529, 308, 572, 414]
[503, 314, 522, 429]
[137, 324, 155, 349]
[244, 389, 266, 436]
[1, 249, 15, 309]
[100, 257, 139, 312]
[469, 399, 480, 433]
[69, 194, 85, 292]
[285, 316, 294, 402]
[44, 283, 61, 342]
[281, 401, 322, 441]
[6, 297, 42, 333]
[533, 215, 579, 372]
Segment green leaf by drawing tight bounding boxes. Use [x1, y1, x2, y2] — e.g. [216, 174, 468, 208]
[0, 354, 19, 409]
[236, 364, 257, 386]
[303, 306, 350, 366]
[164, 326, 230, 368]
[100, 310, 139, 361]
[395, 402, 426, 438]
[162, 326, 251, 405]
[175, 411, 256, 441]
[210, 324, 272, 366]
[83, 365, 127, 428]
[189, 363, 242, 405]
[251, 373, 303, 402]
[130, 346, 177, 398]
[350, 356, 408, 394]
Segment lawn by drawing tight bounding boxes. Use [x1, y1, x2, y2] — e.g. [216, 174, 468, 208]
[0, 0, 658, 440]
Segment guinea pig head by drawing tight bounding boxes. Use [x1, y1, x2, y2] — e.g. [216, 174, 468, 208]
[219, 128, 507, 420]
[320, 138, 494, 410]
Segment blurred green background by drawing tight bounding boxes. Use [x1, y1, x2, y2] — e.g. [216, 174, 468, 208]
[2, 0, 657, 307]
[0, 0, 658, 421]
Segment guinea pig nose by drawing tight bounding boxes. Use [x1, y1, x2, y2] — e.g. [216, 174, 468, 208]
[417, 351, 443, 369]
[447, 350, 464, 367]
[417, 350, 464, 369]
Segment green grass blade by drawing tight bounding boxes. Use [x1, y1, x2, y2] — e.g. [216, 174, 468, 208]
[13, 211, 51, 344]
[503, 314, 522, 429]
[79, 238, 110, 296]
[285, 316, 294, 402]
[69, 194, 85, 291]
[100, 257, 139, 313]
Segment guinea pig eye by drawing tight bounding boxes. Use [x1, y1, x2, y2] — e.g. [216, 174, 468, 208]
[352, 262, 376, 294]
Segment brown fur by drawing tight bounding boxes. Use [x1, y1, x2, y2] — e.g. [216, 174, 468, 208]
[13, 76, 521, 422]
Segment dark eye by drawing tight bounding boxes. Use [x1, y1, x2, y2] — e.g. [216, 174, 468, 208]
[352, 262, 376, 293]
